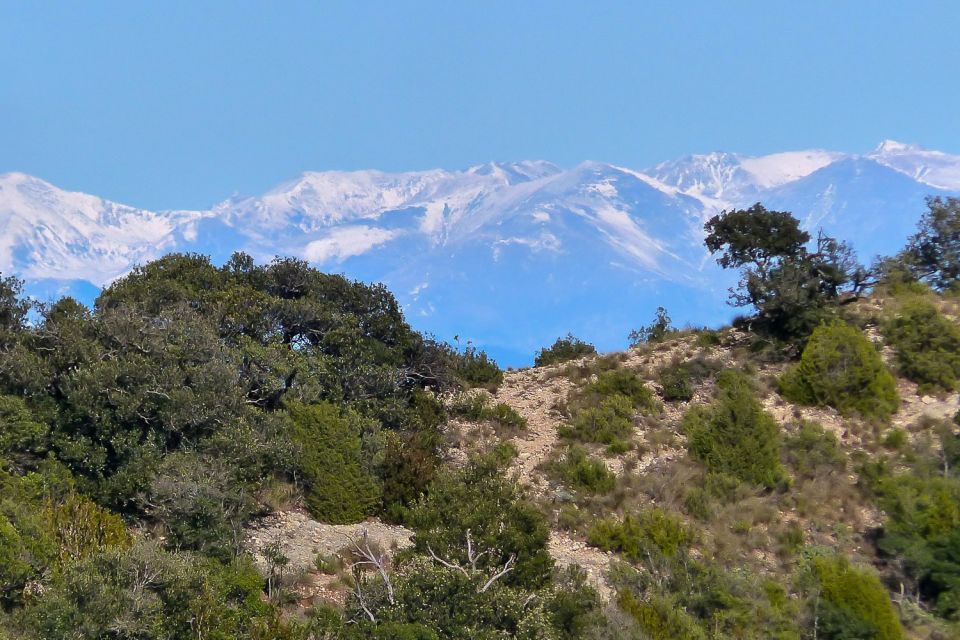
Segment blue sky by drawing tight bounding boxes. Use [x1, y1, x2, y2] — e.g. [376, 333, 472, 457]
[1, 1, 958, 211]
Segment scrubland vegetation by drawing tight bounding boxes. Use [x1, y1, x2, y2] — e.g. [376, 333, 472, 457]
[0, 197, 959, 638]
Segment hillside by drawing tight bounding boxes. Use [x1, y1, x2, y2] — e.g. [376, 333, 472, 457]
[241, 297, 960, 638]
[2, 200, 960, 638]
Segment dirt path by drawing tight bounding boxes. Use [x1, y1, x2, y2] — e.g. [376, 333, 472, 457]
[493, 365, 576, 491]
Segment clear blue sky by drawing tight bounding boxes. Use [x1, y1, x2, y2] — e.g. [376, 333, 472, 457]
[1, 1, 958, 210]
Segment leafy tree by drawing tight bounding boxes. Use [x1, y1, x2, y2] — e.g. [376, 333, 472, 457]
[705, 204, 868, 342]
[683, 370, 785, 489]
[0, 274, 30, 346]
[534, 334, 597, 367]
[704, 203, 810, 276]
[780, 322, 899, 420]
[0, 395, 49, 473]
[288, 402, 380, 523]
[902, 196, 960, 290]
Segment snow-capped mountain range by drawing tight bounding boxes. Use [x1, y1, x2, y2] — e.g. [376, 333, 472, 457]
[1, 141, 958, 364]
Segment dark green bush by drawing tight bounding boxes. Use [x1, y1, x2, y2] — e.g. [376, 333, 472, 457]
[874, 471, 960, 620]
[657, 357, 722, 402]
[449, 394, 527, 433]
[552, 446, 616, 494]
[288, 402, 380, 523]
[0, 395, 49, 473]
[883, 300, 960, 393]
[780, 322, 899, 420]
[454, 345, 503, 390]
[535, 334, 597, 367]
[12, 541, 273, 639]
[683, 370, 785, 489]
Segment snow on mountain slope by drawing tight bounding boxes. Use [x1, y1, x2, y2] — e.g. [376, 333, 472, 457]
[647, 149, 845, 203]
[868, 139, 960, 190]
[1, 141, 957, 364]
[0, 172, 200, 285]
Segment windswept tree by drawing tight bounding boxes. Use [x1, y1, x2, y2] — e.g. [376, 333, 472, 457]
[704, 204, 869, 342]
[901, 196, 960, 290]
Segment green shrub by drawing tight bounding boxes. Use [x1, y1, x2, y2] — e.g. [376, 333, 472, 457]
[408, 455, 553, 589]
[587, 508, 689, 562]
[454, 345, 503, 390]
[572, 369, 659, 415]
[780, 322, 899, 420]
[560, 394, 635, 453]
[449, 394, 527, 433]
[0, 395, 49, 472]
[811, 555, 904, 640]
[883, 300, 960, 393]
[288, 402, 380, 523]
[552, 446, 616, 494]
[782, 422, 845, 479]
[535, 334, 597, 367]
[657, 357, 722, 402]
[882, 428, 908, 451]
[874, 472, 960, 620]
[683, 370, 785, 489]
[484, 402, 527, 431]
[683, 487, 713, 521]
[618, 591, 706, 640]
[695, 329, 722, 348]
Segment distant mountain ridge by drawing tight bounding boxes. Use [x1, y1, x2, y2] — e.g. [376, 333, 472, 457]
[2, 141, 958, 364]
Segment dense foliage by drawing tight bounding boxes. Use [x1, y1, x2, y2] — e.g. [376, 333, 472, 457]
[683, 370, 785, 489]
[883, 299, 960, 393]
[534, 334, 597, 367]
[0, 254, 513, 638]
[901, 196, 960, 290]
[780, 322, 899, 420]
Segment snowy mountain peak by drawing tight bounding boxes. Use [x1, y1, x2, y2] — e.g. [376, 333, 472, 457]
[867, 140, 960, 190]
[873, 139, 923, 154]
[466, 160, 562, 183]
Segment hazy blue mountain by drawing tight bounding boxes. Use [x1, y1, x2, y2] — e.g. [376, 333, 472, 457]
[2, 141, 957, 365]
